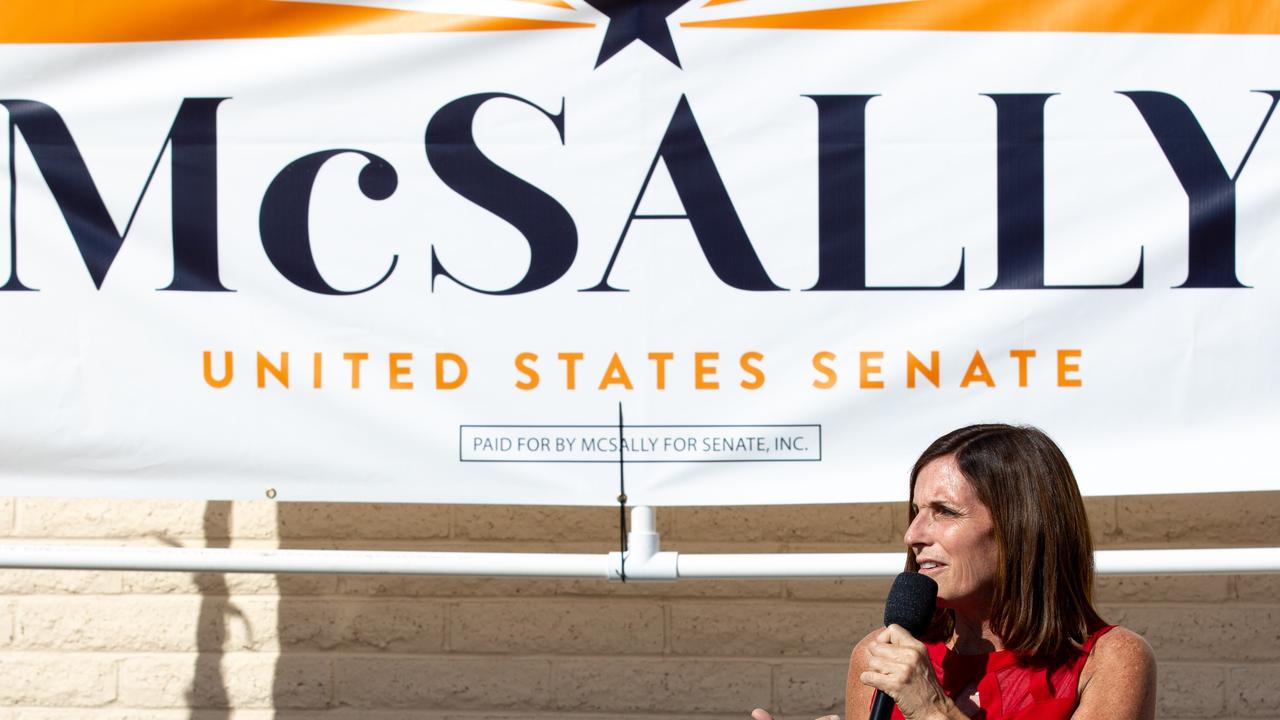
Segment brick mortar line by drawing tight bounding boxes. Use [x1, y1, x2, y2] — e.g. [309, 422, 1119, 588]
[111, 654, 121, 704]
[6, 594, 1278, 607]
[661, 603, 671, 654]
[768, 664, 779, 711]
[444, 600, 454, 652]
[0, 543, 283, 550]
[7, 594, 665, 602]
[0, 650, 854, 663]
[5, 540, 1269, 550]
[0, 710, 764, 718]
[0, 592, 624, 599]
[328, 651, 337, 706]
[0, 647, 852, 663]
[389, 709, 764, 717]
[0, 593, 758, 600]
[4, 639, 1278, 658]
[8, 534, 1279, 546]
[8, 650, 1280, 669]
[1, 549, 1272, 562]
[1101, 602, 1280, 609]
[1159, 661, 1280, 667]
[1, 594, 878, 604]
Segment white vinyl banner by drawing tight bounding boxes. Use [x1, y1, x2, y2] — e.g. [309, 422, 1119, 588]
[0, 1, 1277, 504]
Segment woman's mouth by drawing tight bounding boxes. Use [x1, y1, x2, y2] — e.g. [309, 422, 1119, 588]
[918, 561, 947, 575]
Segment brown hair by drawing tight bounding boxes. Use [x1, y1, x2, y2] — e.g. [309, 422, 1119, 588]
[906, 424, 1104, 666]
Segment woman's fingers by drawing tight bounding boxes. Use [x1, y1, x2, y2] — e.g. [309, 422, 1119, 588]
[865, 654, 912, 675]
[860, 670, 882, 688]
[861, 665, 916, 703]
[866, 641, 927, 668]
[882, 624, 926, 647]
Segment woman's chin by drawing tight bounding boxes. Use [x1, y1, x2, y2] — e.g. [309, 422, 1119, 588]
[935, 588, 996, 616]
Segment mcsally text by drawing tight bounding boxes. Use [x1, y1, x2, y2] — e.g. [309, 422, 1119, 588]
[2, 90, 1274, 294]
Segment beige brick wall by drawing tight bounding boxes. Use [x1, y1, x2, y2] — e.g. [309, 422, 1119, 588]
[1, 493, 1278, 719]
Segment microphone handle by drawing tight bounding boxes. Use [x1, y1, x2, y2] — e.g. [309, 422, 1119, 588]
[868, 689, 896, 720]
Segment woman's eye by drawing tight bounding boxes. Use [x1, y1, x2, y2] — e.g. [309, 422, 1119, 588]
[937, 506, 958, 516]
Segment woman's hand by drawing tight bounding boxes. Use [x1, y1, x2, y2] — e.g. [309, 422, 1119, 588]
[858, 624, 955, 720]
[749, 709, 838, 720]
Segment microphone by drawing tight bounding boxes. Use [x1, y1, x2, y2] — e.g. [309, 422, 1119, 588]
[869, 572, 938, 720]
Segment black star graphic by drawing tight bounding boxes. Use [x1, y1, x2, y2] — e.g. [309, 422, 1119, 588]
[585, 0, 689, 69]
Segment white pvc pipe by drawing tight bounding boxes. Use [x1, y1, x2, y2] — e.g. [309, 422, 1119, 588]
[676, 548, 1280, 578]
[677, 552, 905, 578]
[0, 545, 608, 577]
[1095, 547, 1280, 575]
[0, 545, 1275, 578]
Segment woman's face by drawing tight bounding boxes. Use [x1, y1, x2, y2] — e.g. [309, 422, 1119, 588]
[905, 455, 999, 613]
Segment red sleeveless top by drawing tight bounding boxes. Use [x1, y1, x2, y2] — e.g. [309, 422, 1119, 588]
[890, 625, 1116, 720]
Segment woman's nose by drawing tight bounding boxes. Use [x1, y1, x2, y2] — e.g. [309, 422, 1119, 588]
[903, 512, 929, 547]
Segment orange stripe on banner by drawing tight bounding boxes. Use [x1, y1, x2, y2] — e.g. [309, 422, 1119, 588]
[684, 0, 1280, 35]
[0, 0, 592, 44]
[512, 0, 577, 9]
[702, 0, 748, 6]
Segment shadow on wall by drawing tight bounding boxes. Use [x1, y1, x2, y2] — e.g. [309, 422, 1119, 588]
[190, 500, 232, 720]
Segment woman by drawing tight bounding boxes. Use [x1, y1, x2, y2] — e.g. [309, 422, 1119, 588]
[754, 424, 1156, 720]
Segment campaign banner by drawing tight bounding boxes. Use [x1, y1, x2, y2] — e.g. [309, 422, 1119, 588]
[0, 1, 1277, 505]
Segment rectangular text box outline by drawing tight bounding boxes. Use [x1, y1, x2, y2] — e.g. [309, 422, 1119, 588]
[457, 423, 823, 464]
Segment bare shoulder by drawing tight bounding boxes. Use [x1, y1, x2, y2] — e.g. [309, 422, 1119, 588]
[1075, 626, 1156, 720]
[1082, 626, 1156, 682]
[851, 627, 882, 661]
[850, 627, 893, 672]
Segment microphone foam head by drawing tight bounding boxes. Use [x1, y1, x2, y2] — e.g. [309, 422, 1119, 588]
[883, 571, 938, 636]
